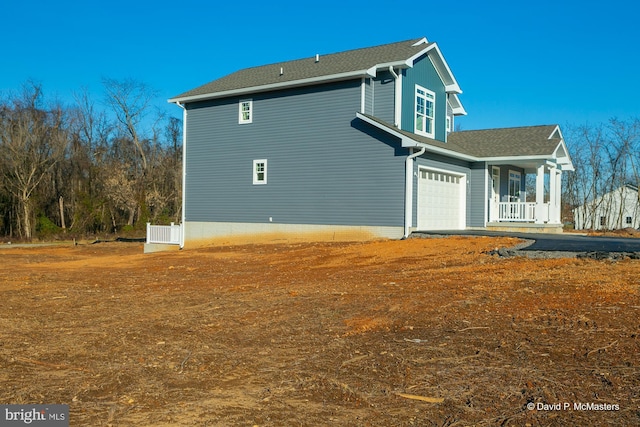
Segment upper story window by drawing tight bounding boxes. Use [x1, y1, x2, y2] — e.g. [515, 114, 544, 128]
[415, 85, 435, 138]
[239, 99, 252, 124]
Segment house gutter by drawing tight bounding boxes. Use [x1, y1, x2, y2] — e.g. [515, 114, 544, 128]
[175, 101, 187, 249]
[384, 66, 422, 238]
[404, 146, 427, 238]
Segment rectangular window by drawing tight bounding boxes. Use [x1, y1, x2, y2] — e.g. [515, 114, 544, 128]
[415, 85, 435, 138]
[508, 170, 521, 201]
[253, 159, 267, 185]
[626, 216, 632, 225]
[239, 99, 252, 124]
[600, 216, 606, 226]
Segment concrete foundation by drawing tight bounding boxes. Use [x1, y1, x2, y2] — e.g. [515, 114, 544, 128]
[182, 221, 404, 249]
[143, 243, 181, 253]
[485, 222, 564, 234]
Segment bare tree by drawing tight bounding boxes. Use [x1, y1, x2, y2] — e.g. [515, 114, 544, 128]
[102, 78, 158, 172]
[101, 78, 162, 227]
[0, 83, 68, 239]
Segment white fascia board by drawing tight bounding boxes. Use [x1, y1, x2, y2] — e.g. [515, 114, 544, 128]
[355, 113, 478, 162]
[169, 69, 372, 104]
[482, 155, 552, 163]
[552, 139, 575, 170]
[367, 60, 413, 77]
[412, 37, 429, 46]
[549, 125, 563, 140]
[444, 83, 463, 94]
[449, 94, 467, 116]
[407, 43, 462, 95]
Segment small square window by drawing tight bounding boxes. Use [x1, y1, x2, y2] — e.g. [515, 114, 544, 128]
[239, 99, 252, 124]
[626, 216, 633, 225]
[253, 159, 267, 185]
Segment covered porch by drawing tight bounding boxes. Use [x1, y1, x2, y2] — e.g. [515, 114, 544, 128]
[487, 159, 570, 232]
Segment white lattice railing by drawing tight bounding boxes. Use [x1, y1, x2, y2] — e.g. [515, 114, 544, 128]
[146, 222, 181, 245]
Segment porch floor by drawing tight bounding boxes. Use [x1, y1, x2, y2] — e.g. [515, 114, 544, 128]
[483, 222, 563, 234]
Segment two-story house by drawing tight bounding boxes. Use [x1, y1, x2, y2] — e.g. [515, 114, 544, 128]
[160, 37, 573, 248]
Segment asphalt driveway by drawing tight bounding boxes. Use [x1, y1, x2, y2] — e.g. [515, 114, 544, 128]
[413, 230, 640, 253]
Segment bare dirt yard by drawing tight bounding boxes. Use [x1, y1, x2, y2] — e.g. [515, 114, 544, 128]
[1, 236, 639, 426]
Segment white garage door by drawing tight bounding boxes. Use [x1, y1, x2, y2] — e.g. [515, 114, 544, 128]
[417, 169, 465, 230]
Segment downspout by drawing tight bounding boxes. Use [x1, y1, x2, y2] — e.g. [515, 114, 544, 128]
[387, 65, 424, 238]
[404, 146, 427, 238]
[388, 66, 401, 127]
[176, 101, 187, 248]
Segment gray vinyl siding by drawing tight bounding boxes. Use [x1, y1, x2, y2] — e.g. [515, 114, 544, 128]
[362, 72, 395, 123]
[372, 70, 395, 123]
[364, 78, 373, 115]
[468, 162, 487, 227]
[413, 154, 471, 227]
[185, 80, 407, 227]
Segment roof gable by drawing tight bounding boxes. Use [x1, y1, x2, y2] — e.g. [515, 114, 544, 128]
[447, 125, 562, 157]
[170, 38, 463, 104]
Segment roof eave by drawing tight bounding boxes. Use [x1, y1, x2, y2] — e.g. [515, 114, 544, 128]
[169, 69, 372, 104]
[408, 43, 462, 93]
[355, 112, 478, 162]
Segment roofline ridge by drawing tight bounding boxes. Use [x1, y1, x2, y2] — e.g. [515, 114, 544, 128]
[451, 124, 559, 133]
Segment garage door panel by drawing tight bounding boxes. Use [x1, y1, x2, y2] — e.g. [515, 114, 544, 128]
[417, 169, 464, 230]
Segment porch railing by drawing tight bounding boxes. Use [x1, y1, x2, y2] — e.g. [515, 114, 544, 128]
[496, 202, 538, 222]
[146, 222, 182, 245]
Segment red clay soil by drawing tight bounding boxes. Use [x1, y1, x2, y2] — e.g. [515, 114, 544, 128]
[0, 236, 638, 426]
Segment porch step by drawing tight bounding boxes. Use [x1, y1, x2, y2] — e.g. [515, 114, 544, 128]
[485, 223, 563, 234]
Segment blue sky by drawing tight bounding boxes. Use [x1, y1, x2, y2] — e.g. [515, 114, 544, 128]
[3, 0, 639, 131]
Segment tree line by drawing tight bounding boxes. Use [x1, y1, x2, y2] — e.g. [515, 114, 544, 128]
[1, 79, 638, 240]
[0, 80, 181, 240]
[563, 118, 640, 229]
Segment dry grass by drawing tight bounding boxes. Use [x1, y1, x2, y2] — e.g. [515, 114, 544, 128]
[0, 236, 638, 426]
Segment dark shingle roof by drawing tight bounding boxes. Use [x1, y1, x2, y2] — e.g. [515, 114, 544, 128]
[359, 114, 561, 160]
[171, 38, 429, 101]
[448, 126, 561, 157]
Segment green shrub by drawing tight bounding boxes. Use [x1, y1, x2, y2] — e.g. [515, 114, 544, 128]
[36, 215, 61, 236]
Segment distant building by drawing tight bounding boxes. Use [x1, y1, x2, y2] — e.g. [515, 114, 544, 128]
[573, 184, 640, 230]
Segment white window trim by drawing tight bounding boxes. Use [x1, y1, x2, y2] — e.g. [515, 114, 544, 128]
[253, 159, 267, 185]
[415, 85, 435, 138]
[239, 99, 253, 124]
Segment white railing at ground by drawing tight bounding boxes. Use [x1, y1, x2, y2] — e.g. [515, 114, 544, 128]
[146, 222, 181, 245]
[496, 202, 538, 222]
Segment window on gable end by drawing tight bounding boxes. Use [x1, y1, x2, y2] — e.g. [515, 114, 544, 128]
[239, 99, 252, 124]
[415, 85, 435, 138]
[253, 159, 267, 185]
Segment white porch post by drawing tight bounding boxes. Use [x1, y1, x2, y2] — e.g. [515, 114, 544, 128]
[548, 165, 557, 223]
[555, 169, 563, 224]
[535, 163, 545, 224]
